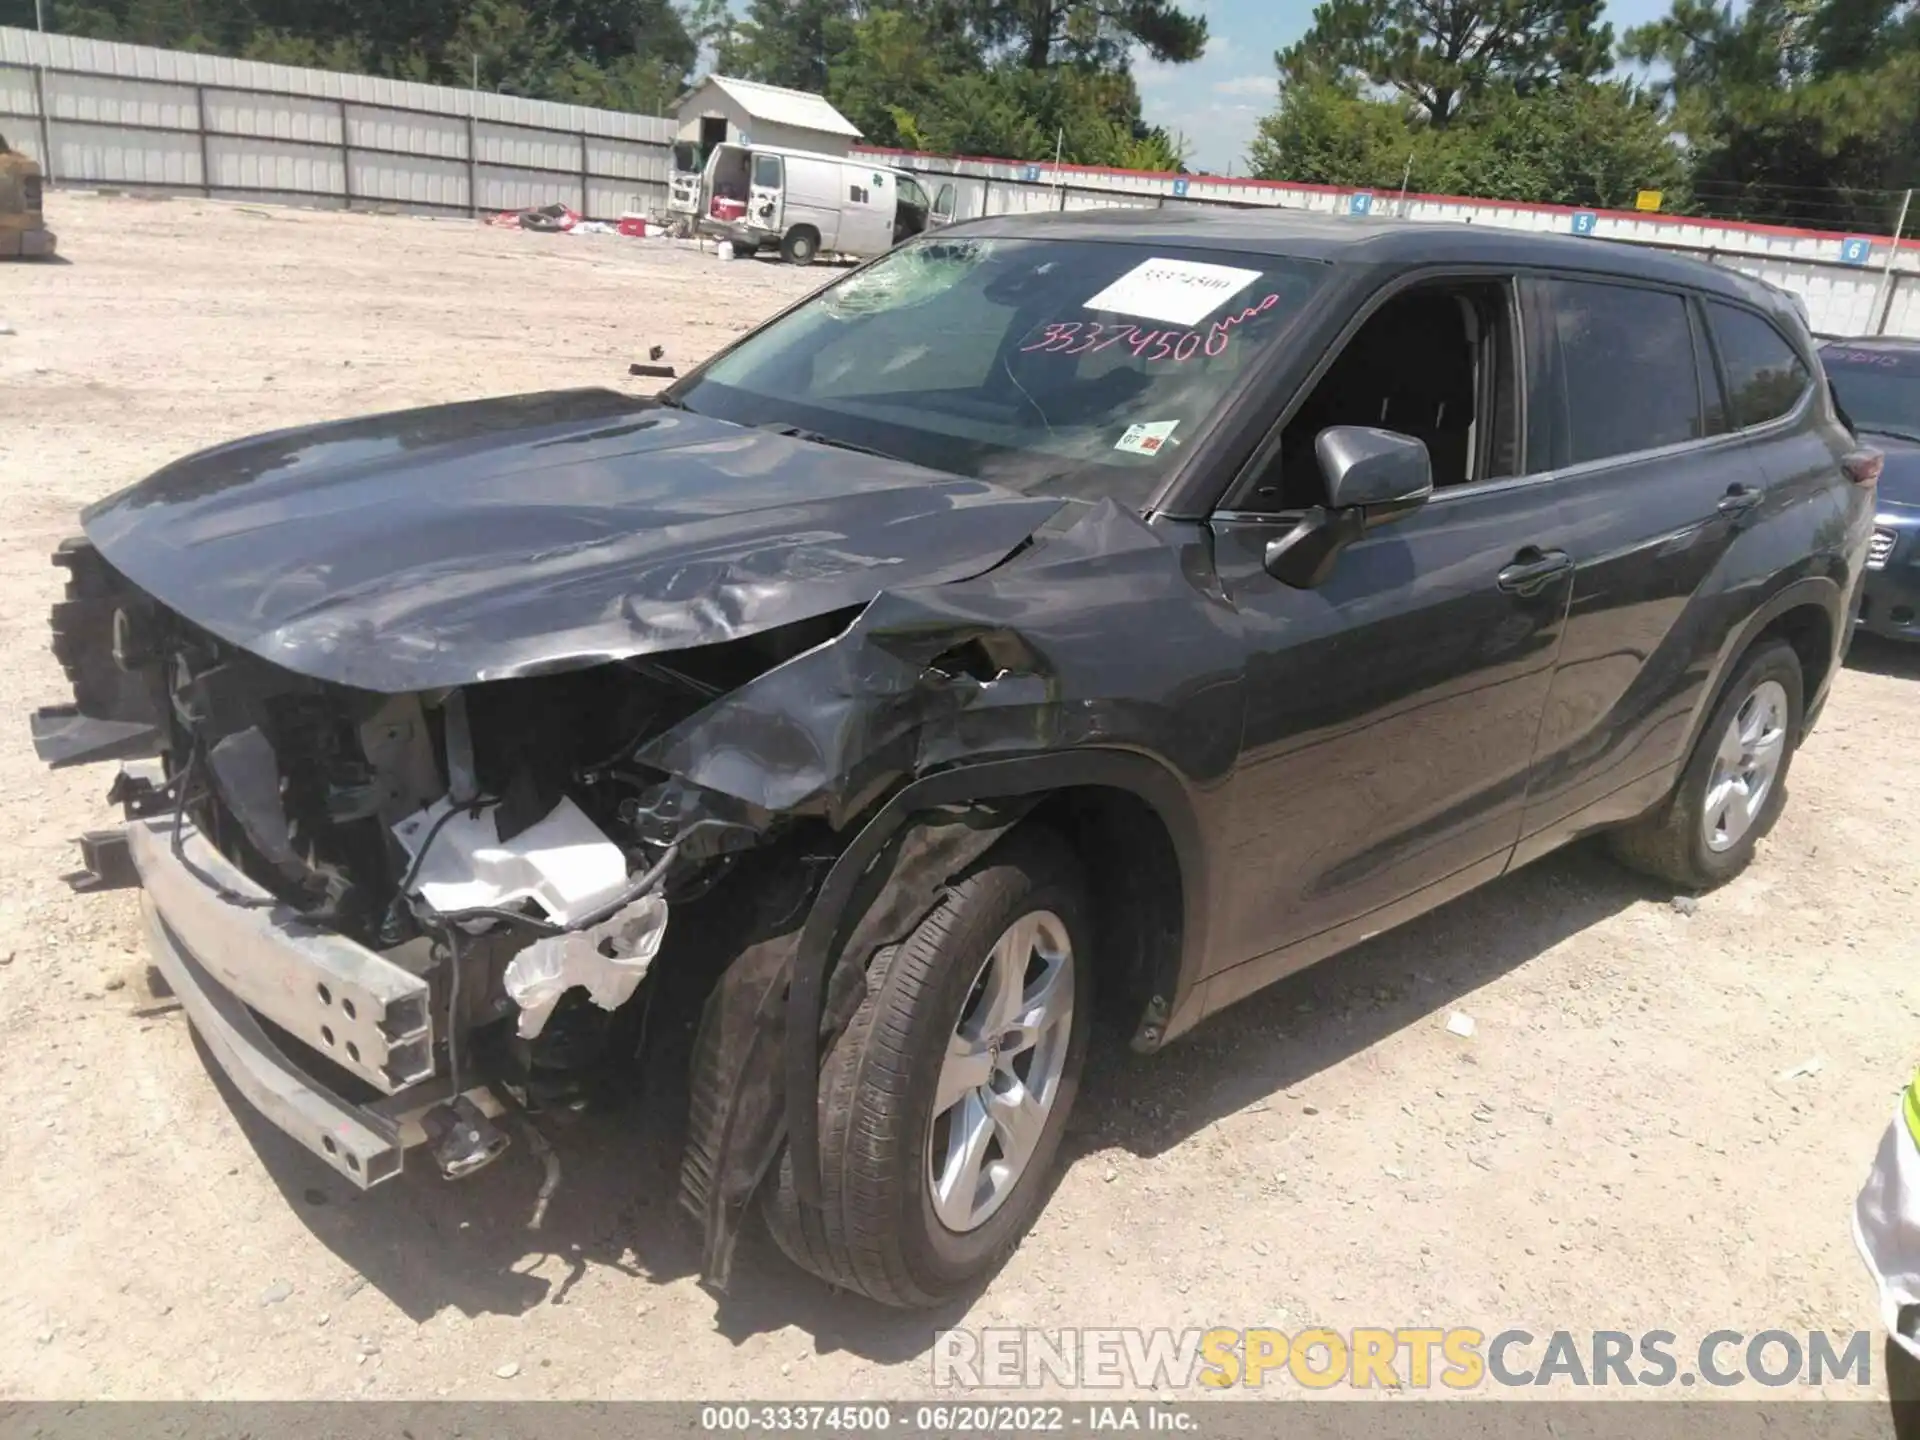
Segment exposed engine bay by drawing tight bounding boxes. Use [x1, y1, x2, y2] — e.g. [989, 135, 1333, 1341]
[40, 533, 863, 1111]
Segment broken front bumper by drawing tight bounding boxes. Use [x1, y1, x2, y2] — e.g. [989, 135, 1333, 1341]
[112, 801, 490, 1189]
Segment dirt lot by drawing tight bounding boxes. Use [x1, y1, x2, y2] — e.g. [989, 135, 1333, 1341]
[1, 193, 1917, 1404]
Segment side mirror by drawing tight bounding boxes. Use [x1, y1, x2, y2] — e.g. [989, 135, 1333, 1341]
[1262, 426, 1433, 589]
[1317, 425, 1434, 510]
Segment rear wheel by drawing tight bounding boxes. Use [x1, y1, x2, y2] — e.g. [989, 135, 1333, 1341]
[780, 227, 819, 265]
[1607, 640, 1803, 890]
[762, 827, 1092, 1307]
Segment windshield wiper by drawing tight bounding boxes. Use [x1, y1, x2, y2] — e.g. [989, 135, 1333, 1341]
[754, 422, 901, 462]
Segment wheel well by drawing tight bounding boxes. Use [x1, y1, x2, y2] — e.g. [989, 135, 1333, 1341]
[1752, 603, 1834, 730]
[1023, 786, 1185, 1025]
[786, 224, 820, 246]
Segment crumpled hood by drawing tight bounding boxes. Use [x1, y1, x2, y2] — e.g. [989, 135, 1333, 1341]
[82, 388, 1066, 692]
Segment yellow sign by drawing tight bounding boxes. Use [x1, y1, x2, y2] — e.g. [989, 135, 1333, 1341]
[1636, 190, 1664, 212]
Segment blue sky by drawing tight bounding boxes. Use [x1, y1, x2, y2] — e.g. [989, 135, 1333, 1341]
[1135, 0, 1681, 175]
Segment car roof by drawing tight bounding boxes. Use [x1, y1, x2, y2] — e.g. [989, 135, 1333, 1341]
[946, 206, 1797, 314]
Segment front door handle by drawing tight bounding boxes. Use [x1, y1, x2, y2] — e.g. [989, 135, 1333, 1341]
[1718, 484, 1762, 517]
[1497, 547, 1573, 596]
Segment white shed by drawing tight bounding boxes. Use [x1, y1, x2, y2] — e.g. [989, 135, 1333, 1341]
[673, 75, 862, 162]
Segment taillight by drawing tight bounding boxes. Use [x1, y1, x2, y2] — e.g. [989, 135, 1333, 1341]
[1844, 448, 1883, 486]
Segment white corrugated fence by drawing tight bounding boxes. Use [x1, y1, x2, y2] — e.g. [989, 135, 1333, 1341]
[0, 25, 674, 219]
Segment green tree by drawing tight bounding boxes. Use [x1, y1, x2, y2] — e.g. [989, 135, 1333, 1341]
[1623, 0, 1919, 227]
[983, 0, 1208, 70]
[826, 8, 968, 148]
[1247, 76, 1428, 188]
[1248, 73, 1683, 208]
[1430, 81, 1686, 206]
[684, 0, 746, 72]
[1280, 0, 1615, 127]
[728, 0, 852, 92]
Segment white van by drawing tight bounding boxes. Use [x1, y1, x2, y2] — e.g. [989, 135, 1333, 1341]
[699, 143, 954, 263]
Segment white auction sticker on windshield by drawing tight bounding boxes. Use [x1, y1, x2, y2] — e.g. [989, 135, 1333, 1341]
[1115, 420, 1179, 456]
[1083, 258, 1264, 327]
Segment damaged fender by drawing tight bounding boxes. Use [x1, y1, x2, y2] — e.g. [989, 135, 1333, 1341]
[654, 501, 1242, 1276]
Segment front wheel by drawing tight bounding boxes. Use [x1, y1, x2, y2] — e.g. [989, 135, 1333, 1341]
[762, 827, 1093, 1307]
[1607, 639, 1804, 889]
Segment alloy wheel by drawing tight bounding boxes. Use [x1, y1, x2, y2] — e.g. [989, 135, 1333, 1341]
[1702, 678, 1790, 853]
[926, 910, 1075, 1233]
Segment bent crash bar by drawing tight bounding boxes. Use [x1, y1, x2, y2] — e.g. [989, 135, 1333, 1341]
[119, 810, 488, 1189]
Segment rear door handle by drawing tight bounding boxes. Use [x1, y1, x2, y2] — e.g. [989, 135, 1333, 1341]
[1497, 548, 1573, 596]
[1718, 484, 1762, 517]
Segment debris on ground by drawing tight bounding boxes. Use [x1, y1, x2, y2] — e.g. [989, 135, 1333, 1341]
[1672, 895, 1700, 916]
[522, 1119, 562, 1231]
[258, 1280, 293, 1306]
[648, 344, 666, 361]
[629, 362, 676, 379]
[486, 203, 580, 234]
[1446, 1011, 1477, 1039]
[494, 1361, 521, 1380]
[1777, 1057, 1825, 1082]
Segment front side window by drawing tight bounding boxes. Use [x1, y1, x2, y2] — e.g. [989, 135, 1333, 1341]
[1708, 302, 1811, 429]
[1534, 279, 1704, 468]
[897, 176, 929, 210]
[1822, 343, 1920, 442]
[673, 238, 1325, 506]
[1241, 279, 1520, 510]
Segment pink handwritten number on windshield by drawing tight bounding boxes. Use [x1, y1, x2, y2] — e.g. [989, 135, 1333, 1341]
[1018, 293, 1282, 363]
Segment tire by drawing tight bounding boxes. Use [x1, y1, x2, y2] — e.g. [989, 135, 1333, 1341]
[780, 227, 819, 265]
[1606, 639, 1804, 890]
[763, 827, 1093, 1307]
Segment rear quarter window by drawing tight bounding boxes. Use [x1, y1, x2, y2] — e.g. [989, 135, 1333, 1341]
[1707, 302, 1811, 429]
[1535, 279, 1705, 467]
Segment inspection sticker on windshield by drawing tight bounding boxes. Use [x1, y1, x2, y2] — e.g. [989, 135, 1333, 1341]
[1115, 420, 1179, 456]
[1084, 258, 1263, 327]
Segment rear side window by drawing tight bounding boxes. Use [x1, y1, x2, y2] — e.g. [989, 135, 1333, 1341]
[1707, 302, 1811, 428]
[752, 153, 782, 188]
[1534, 279, 1705, 468]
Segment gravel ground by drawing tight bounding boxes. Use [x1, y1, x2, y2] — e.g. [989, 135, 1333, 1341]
[1, 193, 1916, 1404]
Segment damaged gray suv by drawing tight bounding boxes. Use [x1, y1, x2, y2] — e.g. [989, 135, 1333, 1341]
[32, 210, 1879, 1307]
